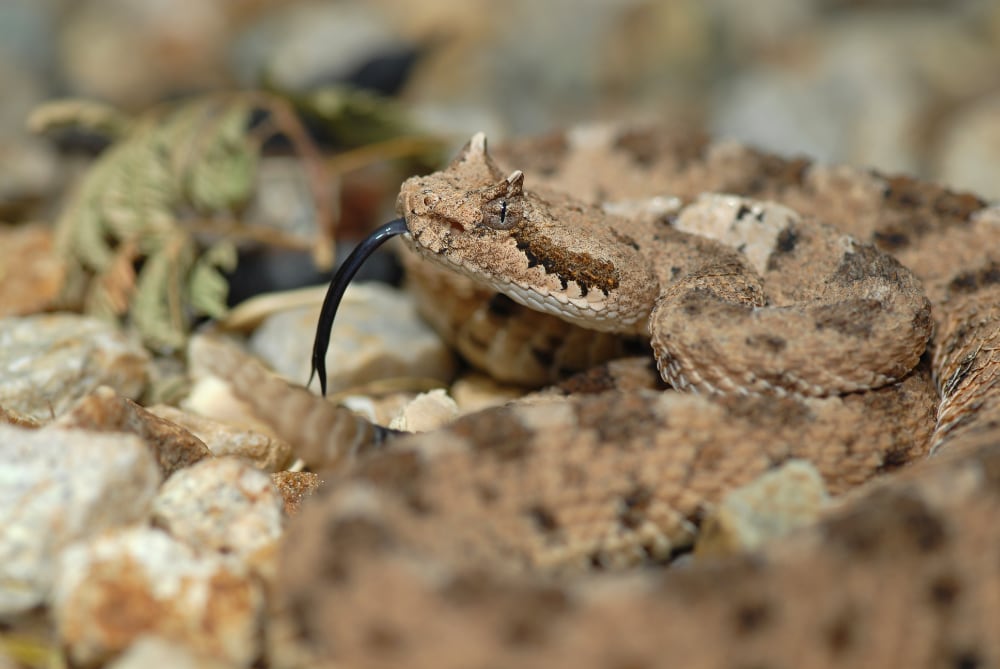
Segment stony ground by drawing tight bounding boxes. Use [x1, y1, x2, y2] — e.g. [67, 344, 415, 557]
[2, 1, 1000, 667]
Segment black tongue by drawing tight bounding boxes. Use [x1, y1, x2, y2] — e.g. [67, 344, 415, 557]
[310, 217, 409, 395]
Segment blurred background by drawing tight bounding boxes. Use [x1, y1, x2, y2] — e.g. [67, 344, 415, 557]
[2, 0, 999, 341]
[4, 0, 1000, 194]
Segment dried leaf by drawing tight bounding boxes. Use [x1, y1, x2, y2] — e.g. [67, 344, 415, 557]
[131, 231, 195, 352]
[180, 103, 257, 211]
[27, 98, 132, 140]
[86, 238, 140, 317]
[187, 240, 238, 319]
[98, 136, 176, 247]
[44, 93, 329, 351]
[295, 85, 414, 147]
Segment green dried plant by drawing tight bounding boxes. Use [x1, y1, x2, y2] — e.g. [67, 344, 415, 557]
[26, 97, 132, 141]
[34, 88, 435, 353]
[36, 94, 321, 353]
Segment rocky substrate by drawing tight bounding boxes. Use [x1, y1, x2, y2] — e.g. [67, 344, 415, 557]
[0, 281, 827, 667]
[0, 283, 469, 667]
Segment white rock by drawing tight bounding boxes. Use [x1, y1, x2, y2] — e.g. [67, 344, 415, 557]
[53, 527, 263, 668]
[0, 314, 150, 421]
[450, 372, 525, 414]
[0, 425, 160, 615]
[249, 282, 455, 393]
[108, 635, 236, 669]
[389, 388, 459, 432]
[935, 92, 1000, 200]
[152, 457, 284, 559]
[695, 460, 830, 558]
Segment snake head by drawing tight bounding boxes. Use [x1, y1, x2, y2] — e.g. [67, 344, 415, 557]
[396, 133, 659, 335]
[398, 132, 530, 242]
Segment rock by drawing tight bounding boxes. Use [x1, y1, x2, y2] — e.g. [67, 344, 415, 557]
[152, 458, 285, 559]
[148, 405, 293, 472]
[271, 471, 322, 516]
[0, 225, 64, 317]
[53, 526, 263, 668]
[0, 425, 160, 615]
[54, 386, 211, 477]
[108, 635, 236, 669]
[58, 0, 230, 107]
[388, 388, 459, 432]
[0, 314, 150, 422]
[711, 13, 998, 176]
[935, 92, 1000, 200]
[184, 335, 289, 438]
[341, 389, 430, 427]
[0, 404, 40, 428]
[248, 282, 455, 394]
[694, 459, 830, 558]
[450, 372, 524, 414]
[231, 3, 403, 91]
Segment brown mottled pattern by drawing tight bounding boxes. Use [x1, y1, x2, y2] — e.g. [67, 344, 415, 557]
[400, 134, 931, 396]
[510, 221, 620, 295]
[257, 126, 1000, 668]
[189, 336, 387, 472]
[401, 252, 643, 386]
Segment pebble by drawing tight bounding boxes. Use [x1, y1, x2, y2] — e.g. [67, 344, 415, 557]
[231, 3, 401, 91]
[149, 404, 293, 472]
[248, 282, 455, 394]
[152, 457, 285, 559]
[694, 460, 830, 558]
[935, 92, 1000, 200]
[182, 356, 279, 439]
[0, 404, 40, 428]
[450, 372, 525, 414]
[54, 386, 211, 477]
[388, 388, 459, 432]
[58, 0, 230, 107]
[271, 471, 323, 516]
[0, 225, 63, 317]
[0, 314, 150, 422]
[108, 635, 237, 669]
[53, 526, 263, 668]
[0, 424, 160, 615]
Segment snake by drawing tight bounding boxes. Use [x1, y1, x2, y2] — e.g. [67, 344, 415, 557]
[208, 124, 1000, 668]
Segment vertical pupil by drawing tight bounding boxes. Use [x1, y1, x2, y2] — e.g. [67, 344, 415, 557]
[499, 199, 507, 223]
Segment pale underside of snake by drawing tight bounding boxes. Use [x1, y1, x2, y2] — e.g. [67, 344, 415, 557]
[201, 125, 1000, 668]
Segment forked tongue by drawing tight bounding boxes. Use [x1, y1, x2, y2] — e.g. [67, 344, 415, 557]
[310, 217, 408, 395]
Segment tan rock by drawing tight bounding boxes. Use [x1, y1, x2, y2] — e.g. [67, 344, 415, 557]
[149, 405, 293, 472]
[53, 527, 263, 668]
[0, 224, 65, 317]
[108, 635, 237, 669]
[54, 386, 211, 477]
[450, 372, 524, 414]
[184, 337, 284, 438]
[0, 405, 40, 428]
[271, 471, 322, 516]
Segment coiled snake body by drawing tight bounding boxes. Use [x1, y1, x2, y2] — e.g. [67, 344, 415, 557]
[231, 126, 1000, 668]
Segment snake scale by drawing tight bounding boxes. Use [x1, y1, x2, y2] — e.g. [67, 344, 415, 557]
[203, 124, 1000, 668]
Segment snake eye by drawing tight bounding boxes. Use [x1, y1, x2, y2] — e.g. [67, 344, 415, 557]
[481, 196, 521, 230]
[479, 170, 525, 230]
